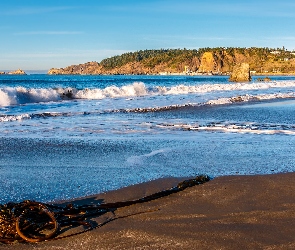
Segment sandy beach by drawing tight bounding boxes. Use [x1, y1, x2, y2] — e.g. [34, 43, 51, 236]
[1, 172, 294, 250]
[2, 1, 295, 249]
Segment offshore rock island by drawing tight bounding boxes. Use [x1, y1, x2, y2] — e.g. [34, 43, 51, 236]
[48, 47, 295, 76]
[0, 69, 27, 75]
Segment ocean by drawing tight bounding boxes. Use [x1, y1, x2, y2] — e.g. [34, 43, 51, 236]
[1, 74, 295, 204]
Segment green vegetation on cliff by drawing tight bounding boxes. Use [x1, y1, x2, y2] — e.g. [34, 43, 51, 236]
[100, 49, 200, 69]
[48, 47, 295, 75]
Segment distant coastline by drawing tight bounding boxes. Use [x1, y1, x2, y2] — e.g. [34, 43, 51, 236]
[2, 47, 295, 77]
[0, 69, 27, 75]
[47, 47, 295, 76]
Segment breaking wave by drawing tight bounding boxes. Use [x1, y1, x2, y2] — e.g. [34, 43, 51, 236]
[1, 80, 295, 107]
[0, 83, 148, 107]
[2, 91, 295, 123]
[0, 87, 61, 106]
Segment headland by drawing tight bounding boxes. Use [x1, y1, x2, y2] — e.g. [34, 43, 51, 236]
[47, 47, 295, 76]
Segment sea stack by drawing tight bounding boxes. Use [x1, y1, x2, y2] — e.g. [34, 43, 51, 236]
[229, 63, 251, 82]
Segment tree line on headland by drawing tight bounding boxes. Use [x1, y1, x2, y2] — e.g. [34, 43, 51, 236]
[48, 47, 295, 75]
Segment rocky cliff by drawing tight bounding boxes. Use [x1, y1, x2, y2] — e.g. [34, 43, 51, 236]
[198, 52, 216, 73]
[48, 62, 154, 75]
[48, 62, 102, 75]
[47, 47, 295, 75]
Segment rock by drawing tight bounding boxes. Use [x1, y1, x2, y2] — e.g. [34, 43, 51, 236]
[48, 62, 102, 75]
[198, 52, 216, 73]
[229, 63, 251, 82]
[258, 77, 271, 82]
[47, 68, 64, 75]
[8, 69, 26, 75]
[264, 77, 271, 81]
[256, 77, 271, 82]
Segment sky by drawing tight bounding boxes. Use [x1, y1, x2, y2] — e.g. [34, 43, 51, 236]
[1, 0, 295, 71]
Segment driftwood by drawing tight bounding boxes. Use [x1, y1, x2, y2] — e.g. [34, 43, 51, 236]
[0, 175, 210, 244]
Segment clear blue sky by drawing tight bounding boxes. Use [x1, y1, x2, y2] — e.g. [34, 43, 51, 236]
[1, 0, 295, 70]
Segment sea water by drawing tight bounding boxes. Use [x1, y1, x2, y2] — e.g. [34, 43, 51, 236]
[0, 74, 295, 203]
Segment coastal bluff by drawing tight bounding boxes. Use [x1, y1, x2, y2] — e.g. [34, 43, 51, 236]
[48, 62, 102, 75]
[198, 52, 216, 73]
[48, 61, 154, 75]
[47, 47, 295, 75]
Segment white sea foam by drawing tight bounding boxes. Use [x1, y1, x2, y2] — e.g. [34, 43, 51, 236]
[0, 88, 17, 106]
[206, 92, 295, 105]
[0, 87, 61, 106]
[0, 114, 31, 122]
[153, 122, 295, 135]
[0, 90, 10, 106]
[23, 88, 61, 103]
[161, 80, 295, 95]
[126, 148, 171, 165]
[195, 126, 295, 135]
[103, 80, 295, 98]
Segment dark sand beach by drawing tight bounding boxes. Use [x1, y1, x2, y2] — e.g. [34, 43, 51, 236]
[2, 173, 295, 250]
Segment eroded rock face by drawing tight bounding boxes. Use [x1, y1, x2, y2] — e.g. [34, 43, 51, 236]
[48, 62, 102, 75]
[229, 63, 251, 82]
[198, 52, 215, 73]
[48, 61, 159, 75]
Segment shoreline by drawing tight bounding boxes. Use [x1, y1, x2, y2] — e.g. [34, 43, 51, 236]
[46, 72, 295, 76]
[2, 71, 295, 76]
[3, 172, 295, 249]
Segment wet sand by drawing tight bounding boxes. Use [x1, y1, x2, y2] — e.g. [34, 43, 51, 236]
[2, 173, 295, 250]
